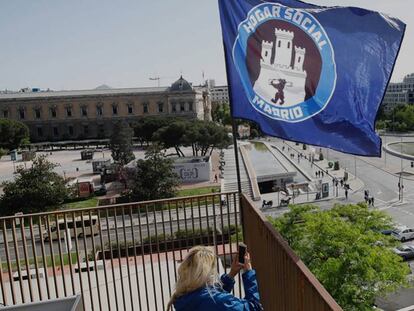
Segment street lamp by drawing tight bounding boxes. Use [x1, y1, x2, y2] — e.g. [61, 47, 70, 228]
[398, 161, 414, 202]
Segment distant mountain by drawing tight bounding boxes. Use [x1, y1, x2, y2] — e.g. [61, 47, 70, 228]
[95, 84, 112, 90]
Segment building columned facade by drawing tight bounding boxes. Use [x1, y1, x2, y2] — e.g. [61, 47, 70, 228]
[382, 73, 414, 113]
[0, 76, 211, 142]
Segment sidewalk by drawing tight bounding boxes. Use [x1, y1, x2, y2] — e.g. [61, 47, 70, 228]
[257, 138, 365, 209]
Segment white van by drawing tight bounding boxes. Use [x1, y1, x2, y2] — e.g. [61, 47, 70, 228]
[44, 215, 99, 241]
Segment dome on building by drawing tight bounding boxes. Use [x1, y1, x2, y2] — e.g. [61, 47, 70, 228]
[170, 76, 193, 92]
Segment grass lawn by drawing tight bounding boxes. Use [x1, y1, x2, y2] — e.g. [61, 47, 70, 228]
[3, 253, 78, 270]
[177, 186, 220, 198]
[63, 197, 99, 209]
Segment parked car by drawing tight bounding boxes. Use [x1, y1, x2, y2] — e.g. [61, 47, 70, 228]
[394, 245, 414, 261]
[392, 227, 414, 242]
[94, 184, 107, 196]
[380, 229, 394, 236]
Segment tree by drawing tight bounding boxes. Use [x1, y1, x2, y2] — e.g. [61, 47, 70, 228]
[0, 118, 30, 151]
[183, 120, 231, 157]
[109, 121, 135, 166]
[152, 120, 188, 157]
[126, 145, 179, 202]
[134, 117, 173, 146]
[270, 204, 409, 310]
[212, 103, 232, 126]
[0, 155, 68, 215]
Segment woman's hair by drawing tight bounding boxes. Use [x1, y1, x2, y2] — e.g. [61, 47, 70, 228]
[167, 246, 218, 310]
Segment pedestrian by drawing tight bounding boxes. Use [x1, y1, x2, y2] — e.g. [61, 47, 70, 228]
[282, 146, 285, 151]
[371, 196, 375, 207]
[332, 177, 335, 186]
[168, 246, 262, 311]
[340, 179, 344, 187]
[345, 189, 348, 199]
[321, 171, 324, 178]
[214, 174, 218, 183]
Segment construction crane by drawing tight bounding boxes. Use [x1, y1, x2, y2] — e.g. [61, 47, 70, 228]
[149, 76, 161, 87]
[149, 75, 176, 87]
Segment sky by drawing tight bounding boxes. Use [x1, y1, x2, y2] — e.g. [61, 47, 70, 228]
[0, 0, 412, 91]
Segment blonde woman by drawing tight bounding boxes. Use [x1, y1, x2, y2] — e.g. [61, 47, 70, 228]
[167, 245, 262, 310]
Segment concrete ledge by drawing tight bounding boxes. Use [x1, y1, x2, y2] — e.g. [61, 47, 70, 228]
[239, 145, 261, 201]
[384, 142, 414, 161]
[268, 144, 312, 181]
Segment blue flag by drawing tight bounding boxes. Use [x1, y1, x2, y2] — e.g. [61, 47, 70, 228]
[218, 0, 405, 156]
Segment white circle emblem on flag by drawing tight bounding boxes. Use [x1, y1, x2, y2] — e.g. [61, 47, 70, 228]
[232, 3, 337, 123]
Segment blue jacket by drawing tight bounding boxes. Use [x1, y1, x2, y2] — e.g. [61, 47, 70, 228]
[173, 270, 262, 310]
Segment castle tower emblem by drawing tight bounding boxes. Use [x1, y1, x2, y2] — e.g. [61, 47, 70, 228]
[253, 28, 307, 107]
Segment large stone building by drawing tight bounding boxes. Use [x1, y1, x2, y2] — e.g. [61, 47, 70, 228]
[382, 73, 414, 113]
[0, 76, 211, 142]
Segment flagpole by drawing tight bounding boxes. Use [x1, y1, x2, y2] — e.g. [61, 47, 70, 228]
[221, 40, 245, 234]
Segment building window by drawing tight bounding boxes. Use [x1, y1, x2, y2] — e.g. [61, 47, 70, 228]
[18, 108, 25, 120]
[37, 127, 43, 137]
[68, 126, 74, 136]
[66, 107, 72, 117]
[83, 125, 89, 135]
[50, 107, 57, 118]
[35, 108, 41, 119]
[98, 124, 105, 136]
[172, 102, 177, 113]
[127, 104, 133, 114]
[143, 103, 149, 114]
[53, 126, 59, 137]
[2, 110, 8, 118]
[188, 101, 193, 111]
[158, 102, 164, 113]
[81, 106, 88, 117]
[96, 105, 103, 116]
[180, 102, 185, 112]
[112, 105, 118, 115]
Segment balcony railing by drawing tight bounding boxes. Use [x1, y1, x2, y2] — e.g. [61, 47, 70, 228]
[0, 192, 341, 310]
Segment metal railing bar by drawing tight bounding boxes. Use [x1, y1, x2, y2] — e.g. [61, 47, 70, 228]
[89, 210, 103, 311]
[160, 201, 172, 297]
[174, 201, 183, 261]
[12, 218, 25, 303]
[79, 211, 94, 311]
[113, 207, 126, 310]
[105, 208, 119, 311]
[2, 220, 16, 305]
[55, 214, 67, 298]
[145, 204, 158, 311]
[46, 215, 59, 299]
[121, 206, 134, 309]
[63, 214, 75, 296]
[97, 210, 111, 311]
[37, 217, 51, 300]
[152, 202, 165, 309]
[29, 218, 42, 301]
[167, 202, 177, 283]
[0, 192, 239, 221]
[128, 206, 142, 310]
[71, 211, 86, 311]
[136, 204, 150, 310]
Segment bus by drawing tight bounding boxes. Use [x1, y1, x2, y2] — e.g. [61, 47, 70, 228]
[44, 215, 99, 241]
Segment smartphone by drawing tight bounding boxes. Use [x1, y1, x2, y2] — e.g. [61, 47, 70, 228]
[238, 243, 247, 264]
